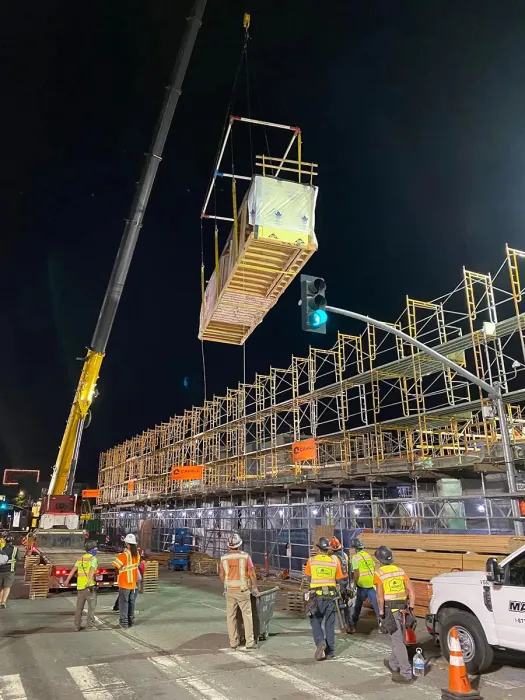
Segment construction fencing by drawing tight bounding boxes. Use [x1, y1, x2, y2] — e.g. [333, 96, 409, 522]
[99, 492, 518, 576]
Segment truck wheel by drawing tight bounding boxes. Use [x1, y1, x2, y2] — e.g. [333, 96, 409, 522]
[440, 610, 494, 674]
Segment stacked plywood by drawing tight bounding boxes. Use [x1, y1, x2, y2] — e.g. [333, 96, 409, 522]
[359, 534, 525, 616]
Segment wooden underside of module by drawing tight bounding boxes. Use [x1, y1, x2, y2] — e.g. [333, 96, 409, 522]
[200, 234, 317, 345]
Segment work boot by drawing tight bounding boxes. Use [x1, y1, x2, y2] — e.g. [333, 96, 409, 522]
[314, 643, 326, 661]
[245, 644, 257, 652]
[0, 602, 6, 609]
[391, 673, 414, 684]
[347, 624, 355, 634]
[383, 660, 398, 673]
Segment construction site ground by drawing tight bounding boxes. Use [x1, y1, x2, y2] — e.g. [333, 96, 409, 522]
[1, 567, 525, 700]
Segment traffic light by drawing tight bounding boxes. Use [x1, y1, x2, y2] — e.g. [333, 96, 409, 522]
[300, 274, 327, 334]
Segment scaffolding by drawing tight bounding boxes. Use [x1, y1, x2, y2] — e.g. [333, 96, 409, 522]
[98, 246, 525, 505]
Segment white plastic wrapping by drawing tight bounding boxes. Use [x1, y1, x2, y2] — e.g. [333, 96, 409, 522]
[247, 175, 318, 236]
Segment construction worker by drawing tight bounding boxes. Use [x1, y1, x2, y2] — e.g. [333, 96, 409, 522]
[64, 539, 98, 631]
[0, 535, 17, 608]
[304, 536, 346, 661]
[219, 533, 259, 651]
[350, 537, 379, 630]
[374, 545, 416, 684]
[112, 533, 140, 629]
[329, 537, 353, 632]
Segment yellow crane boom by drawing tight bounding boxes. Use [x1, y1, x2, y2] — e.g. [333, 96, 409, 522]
[48, 0, 207, 495]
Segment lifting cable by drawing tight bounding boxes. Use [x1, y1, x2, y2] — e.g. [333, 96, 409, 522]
[200, 13, 253, 402]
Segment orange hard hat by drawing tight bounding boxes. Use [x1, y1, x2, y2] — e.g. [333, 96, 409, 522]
[330, 537, 342, 551]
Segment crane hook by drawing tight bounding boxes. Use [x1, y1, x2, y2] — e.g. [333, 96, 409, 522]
[243, 13, 251, 31]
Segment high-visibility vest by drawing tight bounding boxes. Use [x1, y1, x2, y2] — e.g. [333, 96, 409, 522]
[308, 554, 339, 590]
[377, 565, 407, 604]
[353, 551, 375, 588]
[113, 550, 139, 589]
[74, 553, 97, 591]
[221, 551, 250, 591]
[7, 545, 18, 572]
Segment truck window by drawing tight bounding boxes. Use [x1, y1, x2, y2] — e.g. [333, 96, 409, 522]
[504, 550, 525, 587]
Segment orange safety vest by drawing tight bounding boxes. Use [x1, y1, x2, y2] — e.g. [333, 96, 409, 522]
[221, 551, 250, 591]
[112, 549, 139, 589]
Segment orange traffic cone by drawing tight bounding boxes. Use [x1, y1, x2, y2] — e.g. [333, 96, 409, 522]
[441, 627, 481, 699]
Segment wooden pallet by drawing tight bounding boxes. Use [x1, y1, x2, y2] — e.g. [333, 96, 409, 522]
[286, 591, 305, 612]
[29, 565, 51, 599]
[24, 554, 40, 582]
[141, 561, 159, 593]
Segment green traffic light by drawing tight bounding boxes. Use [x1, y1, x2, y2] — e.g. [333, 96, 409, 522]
[310, 309, 328, 328]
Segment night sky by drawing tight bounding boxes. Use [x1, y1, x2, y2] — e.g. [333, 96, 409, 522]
[2, 1, 525, 484]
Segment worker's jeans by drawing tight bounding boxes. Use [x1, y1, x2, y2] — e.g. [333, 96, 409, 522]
[226, 589, 255, 648]
[119, 587, 136, 628]
[310, 597, 336, 656]
[387, 610, 412, 680]
[352, 586, 379, 624]
[75, 587, 96, 629]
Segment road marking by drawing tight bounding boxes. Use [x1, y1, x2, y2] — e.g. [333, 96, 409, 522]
[149, 655, 231, 700]
[67, 665, 133, 699]
[0, 675, 27, 700]
[224, 649, 366, 700]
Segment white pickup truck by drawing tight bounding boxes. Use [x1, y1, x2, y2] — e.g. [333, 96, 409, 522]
[426, 544, 525, 674]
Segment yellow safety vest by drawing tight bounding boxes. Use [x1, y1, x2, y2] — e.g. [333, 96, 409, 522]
[352, 551, 375, 588]
[377, 565, 407, 610]
[221, 551, 250, 591]
[308, 554, 338, 594]
[74, 553, 97, 591]
[7, 546, 18, 572]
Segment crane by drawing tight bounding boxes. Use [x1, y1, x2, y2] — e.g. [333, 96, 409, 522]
[41, 0, 207, 528]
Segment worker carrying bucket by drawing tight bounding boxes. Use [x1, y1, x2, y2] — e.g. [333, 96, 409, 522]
[219, 533, 260, 651]
[374, 545, 417, 684]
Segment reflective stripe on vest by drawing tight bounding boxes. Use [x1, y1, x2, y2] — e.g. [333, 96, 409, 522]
[309, 554, 338, 588]
[378, 565, 407, 601]
[8, 546, 18, 572]
[221, 551, 249, 590]
[354, 551, 375, 588]
[76, 553, 96, 591]
[121, 550, 139, 584]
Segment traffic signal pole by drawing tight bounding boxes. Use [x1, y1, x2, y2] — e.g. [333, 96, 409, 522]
[325, 304, 524, 536]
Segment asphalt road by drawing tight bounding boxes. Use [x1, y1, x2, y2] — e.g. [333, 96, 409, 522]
[1, 570, 525, 700]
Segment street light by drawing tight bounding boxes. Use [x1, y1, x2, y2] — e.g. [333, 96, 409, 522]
[325, 303, 524, 536]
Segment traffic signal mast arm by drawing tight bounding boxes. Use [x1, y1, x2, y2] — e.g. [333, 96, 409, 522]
[48, 0, 207, 496]
[324, 303, 522, 535]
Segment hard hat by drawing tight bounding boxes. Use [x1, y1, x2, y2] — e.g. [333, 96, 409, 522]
[124, 533, 137, 545]
[351, 537, 365, 551]
[85, 539, 98, 552]
[228, 533, 243, 549]
[329, 537, 342, 551]
[375, 545, 394, 565]
[317, 537, 331, 552]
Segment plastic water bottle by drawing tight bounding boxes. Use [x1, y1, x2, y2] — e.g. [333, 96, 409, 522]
[412, 648, 425, 677]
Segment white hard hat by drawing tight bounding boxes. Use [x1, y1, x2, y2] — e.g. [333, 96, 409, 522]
[228, 533, 242, 549]
[124, 533, 137, 545]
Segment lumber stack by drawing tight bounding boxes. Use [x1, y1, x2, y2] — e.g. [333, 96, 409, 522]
[359, 533, 520, 615]
[146, 552, 171, 567]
